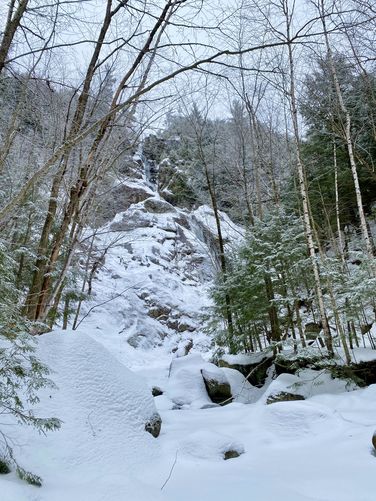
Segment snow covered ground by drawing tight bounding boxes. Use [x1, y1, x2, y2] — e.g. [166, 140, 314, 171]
[1, 327, 376, 501]
[1, 180, 376, 500]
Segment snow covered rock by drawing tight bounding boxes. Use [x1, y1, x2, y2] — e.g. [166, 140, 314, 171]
[372, 430, 376, 451]
[266, 391, 305, 405]
[261, 371, 358, 405]
[167, 354, 212, 408]
[145, 413, 162, 438]
[218, 351, 273, 386]
[143, 197, 175, 213]
[222, 367, 261, 404]
[180, 430, 245, 462]
[0, 330, 166, 500]
[201, 366, 232, 404]
[167, 354, 236, 408]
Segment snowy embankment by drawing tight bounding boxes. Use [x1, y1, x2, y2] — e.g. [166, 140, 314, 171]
[2, 180, 376, 500]
[2, 328, 376, 501]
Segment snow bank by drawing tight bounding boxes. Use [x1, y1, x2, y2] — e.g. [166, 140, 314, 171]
[0, 330, 162, 501]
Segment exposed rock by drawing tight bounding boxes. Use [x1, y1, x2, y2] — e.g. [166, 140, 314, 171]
[0, 459, 11, 474]
[127, 330, 165, 349]
[144, 413, 162, 438]
[144, 197, 175, 213]
[201, 367, 232, 405]
[372, 431, 376, 451]
[266, 391, 305, 405]
[110, 209, 152, 232]
[152, 386, 163, 397]
[361, 323, 373, 335]
[147, 305, 171, 319]
[274, 353, 332, 376]
[96, 183, 152, 226]
[334, 360, 376, 386]
[178, 322, 196, 333]
[224, 450, 241, 460]
[218, 352, 273, 387]
[304, 322, 322, 340]
[275, 352, 376, 386]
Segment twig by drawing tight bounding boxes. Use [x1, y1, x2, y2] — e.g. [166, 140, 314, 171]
[160, 450, 178, 491]
[74, 281, 145, 329]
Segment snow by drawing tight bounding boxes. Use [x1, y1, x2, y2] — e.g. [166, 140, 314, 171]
[222, 367, 260, 403]
[2, 329, 376, 501]
[261, 370, 359, 403]
[221, 351, 273, 366]
[2, 181, 376, 500]
[0, 331, 162, 501]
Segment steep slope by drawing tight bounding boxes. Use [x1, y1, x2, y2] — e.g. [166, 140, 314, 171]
[76, 166, 242, 368]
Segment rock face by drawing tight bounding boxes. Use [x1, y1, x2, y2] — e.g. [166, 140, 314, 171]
[143, 197, 175, 214]
[95, 182, 153, 227]
[266, 391, 305, 405]
[218, 352, 273, 387]
[372, 431, 376, 451]
[144, 413, 162, 438]
[201, 367, 232, 405]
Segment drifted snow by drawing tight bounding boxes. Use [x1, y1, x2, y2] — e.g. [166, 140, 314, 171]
[2, 328, 376, 501]
[0, 331, 162, 501]
[2, 184, 376, 500]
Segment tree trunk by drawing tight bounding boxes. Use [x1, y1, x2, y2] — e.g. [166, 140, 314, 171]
[284, 1, 333, 355]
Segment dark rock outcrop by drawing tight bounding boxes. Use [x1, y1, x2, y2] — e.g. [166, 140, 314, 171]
[145, 413, 162, 438]
[275, 353, 376, 386]
[152, 386, 163, 397]
[266, 391, 305, 405]
[218, 353, 273, 387]
[223, 449, 242, 460]
[201, 368, 232, 405]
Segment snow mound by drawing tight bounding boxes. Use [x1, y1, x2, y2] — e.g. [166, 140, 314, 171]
[260, 370, 358, 404]
[1, 330, 161, 500]
[260, 401, 341, 443]
[180, 430, 244, 461]
[167, 354, 212, 408]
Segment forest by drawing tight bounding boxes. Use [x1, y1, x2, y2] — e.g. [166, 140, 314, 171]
[1, 1, 376, 500]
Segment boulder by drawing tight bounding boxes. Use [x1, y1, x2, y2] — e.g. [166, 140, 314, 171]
[274, 352, 332, 376]
[144, 197, 175, 213]
[167, 354, 213, 408]
[110, 209, 152, 232]
[145, 413, 162, 438]
[266, 391, 305, 405]
[152, 386, 163, 397]
[304, 322, 322, 341]
[221, 367, 258, 404]
[147, 305, 171, 319]
[224, 449, 241, 460]
[275, 351, 376, 386]
[218, 352, 273, 386]
[201, 367, 232, 405]
[0, 459, 11, 474]
[173, 339, 193, 357]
